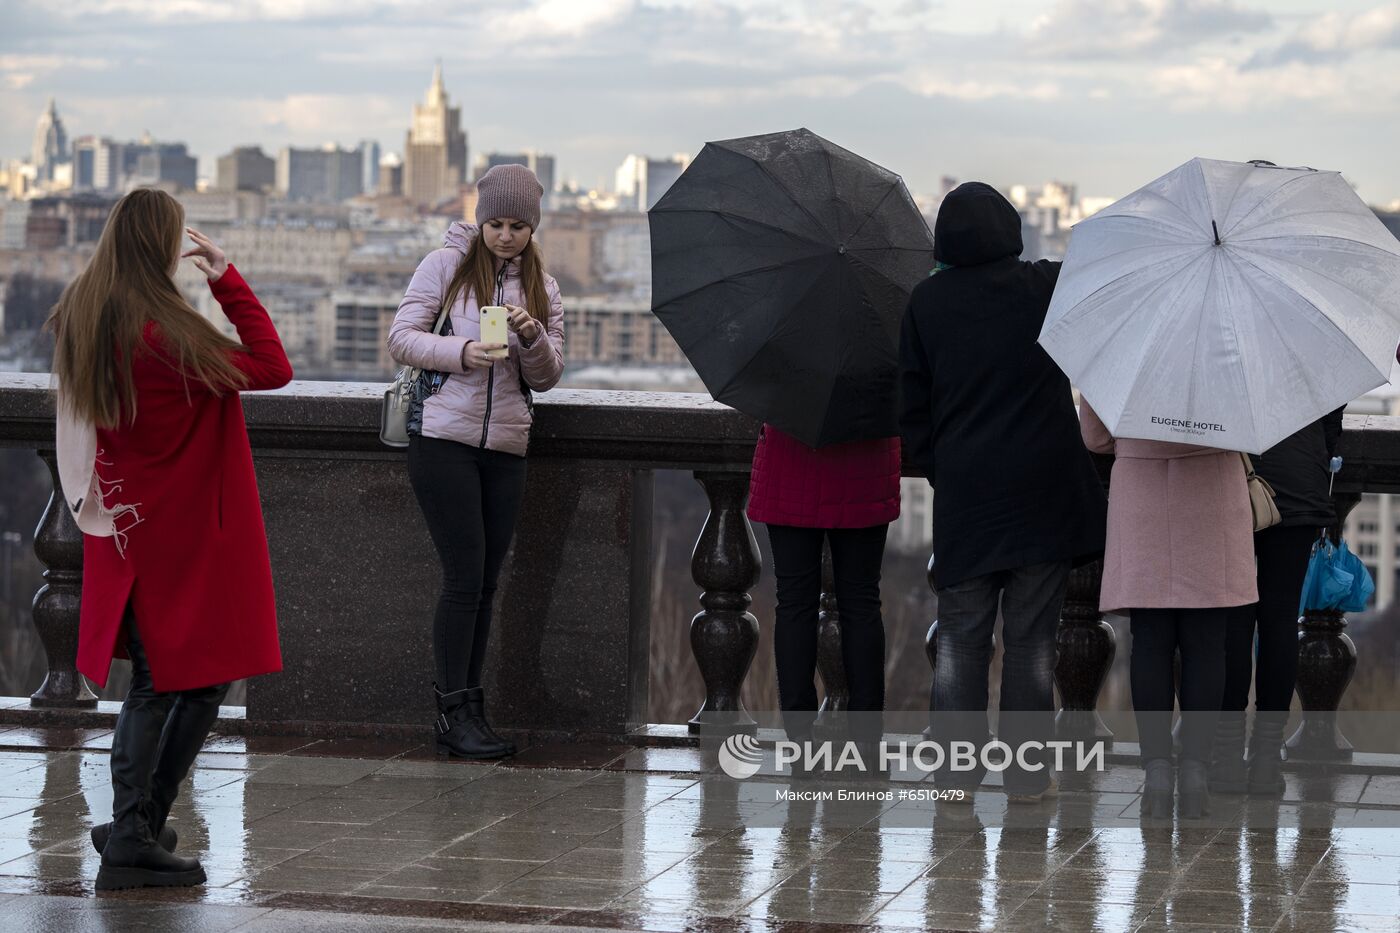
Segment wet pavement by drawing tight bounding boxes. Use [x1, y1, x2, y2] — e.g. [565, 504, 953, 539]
[1, 728, 1399, 932]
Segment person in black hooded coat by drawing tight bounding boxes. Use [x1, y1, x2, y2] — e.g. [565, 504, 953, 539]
[899, 182, 1106, 798]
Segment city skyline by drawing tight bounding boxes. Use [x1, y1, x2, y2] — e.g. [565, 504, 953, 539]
[3, 1, 1400, 203]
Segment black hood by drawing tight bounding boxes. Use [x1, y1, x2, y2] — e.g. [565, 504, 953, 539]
[933, 182, 1023, 267]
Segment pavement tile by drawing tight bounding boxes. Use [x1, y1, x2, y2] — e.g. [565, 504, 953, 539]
[477, 874, 639, 909]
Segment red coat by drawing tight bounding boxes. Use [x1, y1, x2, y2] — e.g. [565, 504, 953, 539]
[747, 425, 901, 529]
[77, 266, 292, 692]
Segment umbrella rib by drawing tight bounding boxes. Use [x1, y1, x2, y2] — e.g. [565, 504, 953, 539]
[1099, 252, 1215, 420]
[842, 181, 901, 246]
[1220, 170, 1324, 238]
[1047, 247, 1208, 327]
[1230, 259, 1337, 426]
[711, 257, 846, 402]
[651, 208, 835, 252]
[749, 159, 836, 242]
[651, 257, 834, 311]
[1229, 251, 1398, 380]
[823, 147, 845, 243]
[1234, 232, 1400, 262]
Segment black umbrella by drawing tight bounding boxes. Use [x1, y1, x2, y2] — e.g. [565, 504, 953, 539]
[649, 127, 934, 448]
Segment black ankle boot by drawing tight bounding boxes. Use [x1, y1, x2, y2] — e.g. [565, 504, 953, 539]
[1142, 758, 1174, 819]
[435, 685, 511, 759]
[1208, 712, 1248, 795]
[464, 687, 515, 755]
[1247, 714, 1287, 797]
[1178, 758, 1211, 819]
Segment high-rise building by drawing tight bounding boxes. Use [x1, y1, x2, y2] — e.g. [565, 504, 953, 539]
[130, 137, 198, 190]
[378, 153, 404, 197]
[359, 140, 381, 195]
[216, 146, 276, 192]
[472, 151, 556, 195]
[403, 64, 468, 207]
[276, 145, 364, 203]
[31, 99, 69, 186]
[614, 154, 688, 211]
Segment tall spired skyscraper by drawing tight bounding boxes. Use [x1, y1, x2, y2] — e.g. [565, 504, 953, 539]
[32, 98, 69, 185]
[403, 63, 468, 207]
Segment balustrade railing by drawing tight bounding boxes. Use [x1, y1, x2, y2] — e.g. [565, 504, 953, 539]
[2, 371, 1398, 756]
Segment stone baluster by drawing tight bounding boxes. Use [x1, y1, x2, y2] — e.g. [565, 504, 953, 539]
[1286, 493, 1362, 762]
[688, 471, 761, 734]
[1053, 558, 1115, 744]
[30, 450, 98, 709]
[814, 542, 848, 738]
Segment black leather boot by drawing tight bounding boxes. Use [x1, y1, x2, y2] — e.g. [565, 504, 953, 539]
[435, 685, 511, 759]
[96, 619, 206, 891]
[1178, 758, 1211, 819]
[90, 683, 226, 856]
[1208, 712, 1248, 795]
[1142, 758, 1173, 819]
[90, 813, 177, 857]
[464, 687, 515, 755]
[1247, 713, 1287, 797]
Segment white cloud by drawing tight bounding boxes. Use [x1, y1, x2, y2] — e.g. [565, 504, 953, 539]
[1150, 57, 1350, 109]
[1027, 0, 1272, 59]
[1245, 2, 1400, 68]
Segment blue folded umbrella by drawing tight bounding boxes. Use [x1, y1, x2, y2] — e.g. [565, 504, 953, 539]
[1299, 537, 1375, 615]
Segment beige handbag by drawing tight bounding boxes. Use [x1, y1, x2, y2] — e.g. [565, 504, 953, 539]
[1240, 453, 1282, 532]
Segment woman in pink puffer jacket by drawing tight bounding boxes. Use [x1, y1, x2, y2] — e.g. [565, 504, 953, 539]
[387, 165, 565, 759]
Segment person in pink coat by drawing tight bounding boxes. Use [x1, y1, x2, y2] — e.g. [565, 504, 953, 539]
[747, 425, 901, 752]
[1080, 400, 1257, 819]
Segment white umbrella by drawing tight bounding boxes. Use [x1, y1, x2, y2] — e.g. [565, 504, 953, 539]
[1040, 157, 1400, 453]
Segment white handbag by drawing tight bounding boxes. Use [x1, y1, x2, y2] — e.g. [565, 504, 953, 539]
[380, 301, 452, 448]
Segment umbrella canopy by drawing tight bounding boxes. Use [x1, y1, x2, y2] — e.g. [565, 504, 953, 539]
[1300, 537, 1374, 614]
[1040, 157, 1400, 454]
[649, 128, 934, 447]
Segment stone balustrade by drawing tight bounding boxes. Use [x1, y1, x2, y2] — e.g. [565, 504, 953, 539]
[2, 372, 1398, 756]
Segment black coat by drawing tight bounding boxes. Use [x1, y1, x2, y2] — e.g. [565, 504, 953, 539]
[900, 183, 1106, 588]
[1254, 408, 1345, 528]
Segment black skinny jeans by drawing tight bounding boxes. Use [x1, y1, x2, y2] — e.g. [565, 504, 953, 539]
[1223, 524, 1317, 713]
[408, 434, 527, 692]
[766, 523, 888, 738]
[1130, 607, 1227, 763]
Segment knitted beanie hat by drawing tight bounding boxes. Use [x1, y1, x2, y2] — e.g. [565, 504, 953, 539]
[475, 165, 544, 230]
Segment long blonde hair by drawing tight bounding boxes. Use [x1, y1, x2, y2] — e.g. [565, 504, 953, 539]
[442, 233, 551, 325]
[47, 188, 248, 428]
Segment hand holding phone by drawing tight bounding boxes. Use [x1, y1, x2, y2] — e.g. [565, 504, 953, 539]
[479, 306, 509, 359]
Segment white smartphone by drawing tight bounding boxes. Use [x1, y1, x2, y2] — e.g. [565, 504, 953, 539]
[479, 306, 509, 359]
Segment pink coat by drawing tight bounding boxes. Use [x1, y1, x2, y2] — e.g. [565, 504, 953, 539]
[1080, 401, 1257, 614]
[747, 425, 901, 529]
[387, 222, 565, 457]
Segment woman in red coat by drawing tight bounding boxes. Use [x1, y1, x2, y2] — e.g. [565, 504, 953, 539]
[747, 425, 901, 752]
[50, 189, 291, 891]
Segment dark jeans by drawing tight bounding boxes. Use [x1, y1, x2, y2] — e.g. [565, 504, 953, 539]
[112, 612, 230, 832]
[766, 524, 888, 739]
[1223, 525, 1316, 713]
[1130, 607, 1228, 763]
[408, 434, 527, 692]
[931, 560, 1070, 793]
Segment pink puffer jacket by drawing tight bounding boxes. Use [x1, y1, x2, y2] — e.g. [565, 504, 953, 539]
[387, 222, 566, 457]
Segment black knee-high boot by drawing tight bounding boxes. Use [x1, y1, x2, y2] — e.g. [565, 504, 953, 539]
[95, 621, 205, 891]
[90, 684, 225, 856]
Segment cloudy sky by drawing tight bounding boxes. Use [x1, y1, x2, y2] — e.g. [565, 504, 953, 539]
[3, 0, 1399, 203]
